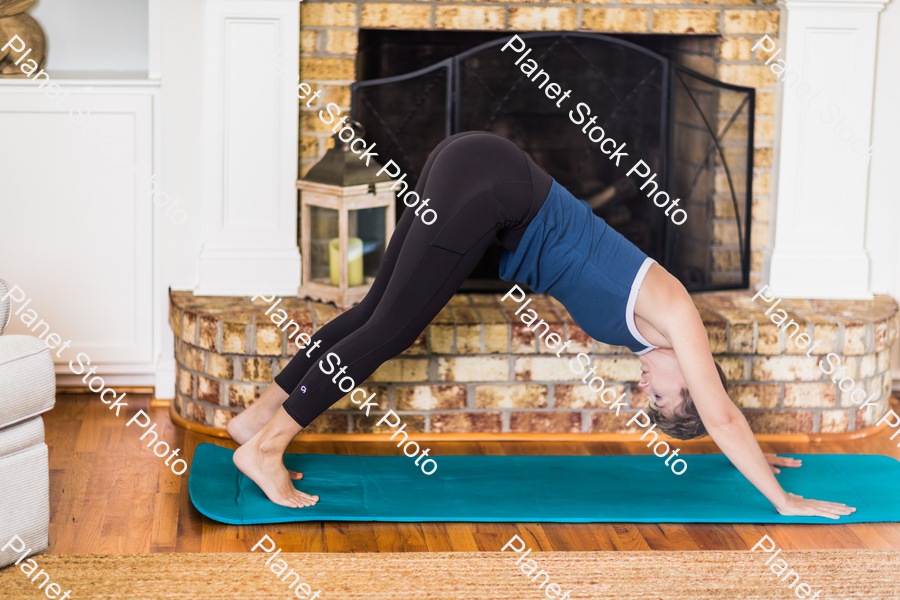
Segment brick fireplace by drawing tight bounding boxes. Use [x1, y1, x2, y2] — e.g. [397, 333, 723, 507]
[298, 0, 780, 287]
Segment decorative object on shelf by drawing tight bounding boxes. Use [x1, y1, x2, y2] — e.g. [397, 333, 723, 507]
[297, 120, 396, 308]
[0, 0, 46, 77]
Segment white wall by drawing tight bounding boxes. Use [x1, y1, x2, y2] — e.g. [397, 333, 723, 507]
[145, 0, 206, 397]
[866, 0, 900, 298]
[30, 0, 149, 73]
[864, 0, 900, 389]
[159, 0, 204, 291]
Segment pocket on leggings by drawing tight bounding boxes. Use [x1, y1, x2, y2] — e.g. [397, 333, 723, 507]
[431, 225, 496, 256]
[430, 242, 466, 255]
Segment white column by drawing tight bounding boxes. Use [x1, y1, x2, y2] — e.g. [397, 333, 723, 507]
[767, 0, 888, 299]
[195, 0, 301, 296]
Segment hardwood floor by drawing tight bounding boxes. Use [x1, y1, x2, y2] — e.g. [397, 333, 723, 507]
[45, 393, 900, 553]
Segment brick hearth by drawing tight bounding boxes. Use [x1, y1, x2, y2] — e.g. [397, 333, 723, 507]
[169, 291, 898, 436]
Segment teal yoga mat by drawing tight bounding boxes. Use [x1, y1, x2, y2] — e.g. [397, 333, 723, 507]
[188, 443, 900, 525]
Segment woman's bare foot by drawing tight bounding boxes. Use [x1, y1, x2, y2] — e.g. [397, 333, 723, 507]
[233, 442, 316, 507]
[233, 408, 319, 508]
[227, 384, 304, 479]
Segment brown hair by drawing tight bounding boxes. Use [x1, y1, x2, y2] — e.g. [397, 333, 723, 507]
[648, 361, 728, 440]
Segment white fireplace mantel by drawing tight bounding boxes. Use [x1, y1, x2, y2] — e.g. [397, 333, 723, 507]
[766, 0, 890, 299]
[195, 0, 302, 296]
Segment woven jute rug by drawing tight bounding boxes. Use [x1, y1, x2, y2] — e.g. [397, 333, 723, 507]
[1, 551, 898, 599]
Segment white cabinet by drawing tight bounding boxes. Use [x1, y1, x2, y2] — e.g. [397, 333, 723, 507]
[0, 82, 159, 383]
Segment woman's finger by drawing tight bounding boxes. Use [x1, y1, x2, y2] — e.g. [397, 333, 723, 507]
[813, 498, 852, 509]
[808, 501, 854, 516]
[816, 501, 855, 513]
[815, 510, 841, 520]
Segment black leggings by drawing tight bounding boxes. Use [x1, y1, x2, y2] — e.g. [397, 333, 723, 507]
[275, 132, 553, 426]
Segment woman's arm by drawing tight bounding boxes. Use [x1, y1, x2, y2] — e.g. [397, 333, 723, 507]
[644, 272, 855, 519]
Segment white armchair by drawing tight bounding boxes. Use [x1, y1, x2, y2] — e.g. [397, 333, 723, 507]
[0, 279, 56, 567]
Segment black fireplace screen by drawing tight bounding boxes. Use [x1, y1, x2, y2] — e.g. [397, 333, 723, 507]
[351, 32, 754, 292]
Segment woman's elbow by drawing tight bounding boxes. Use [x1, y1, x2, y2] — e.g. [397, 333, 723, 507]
[705, 409, 746, 437]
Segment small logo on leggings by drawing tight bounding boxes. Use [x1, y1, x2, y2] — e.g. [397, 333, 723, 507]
[300, 386, 307, 393]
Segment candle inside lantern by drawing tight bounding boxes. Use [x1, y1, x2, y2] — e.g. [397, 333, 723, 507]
[329, 237, 364, 287]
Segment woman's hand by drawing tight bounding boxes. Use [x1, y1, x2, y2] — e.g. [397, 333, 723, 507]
[775, 492, 856, 519]
[764, 453, 802, 474]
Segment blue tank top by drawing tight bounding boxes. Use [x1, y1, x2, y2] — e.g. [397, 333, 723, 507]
[499, 179, 658, 354]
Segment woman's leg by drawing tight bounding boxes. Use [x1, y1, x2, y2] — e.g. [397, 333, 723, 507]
[283, 132, 549, 426]
[230, 381, 303, 480]
[235, 132, 551, 506]
[226, 131, 487, 444]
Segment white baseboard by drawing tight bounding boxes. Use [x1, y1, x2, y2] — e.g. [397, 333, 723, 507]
[55, 359, 158, 388]
[56, 373, 156, 388]
[155, 355, 176, 399]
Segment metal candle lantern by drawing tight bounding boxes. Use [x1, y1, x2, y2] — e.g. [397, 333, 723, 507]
[297, 121, 396, 308]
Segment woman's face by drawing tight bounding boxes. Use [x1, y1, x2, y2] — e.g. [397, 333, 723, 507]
[637, 348, 687, 419]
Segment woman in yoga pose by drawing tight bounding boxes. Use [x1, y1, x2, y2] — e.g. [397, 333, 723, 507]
[228, 131, 855, 519]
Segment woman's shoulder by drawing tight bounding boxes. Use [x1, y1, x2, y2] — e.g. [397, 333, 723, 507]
[633, 263, 699, 347]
